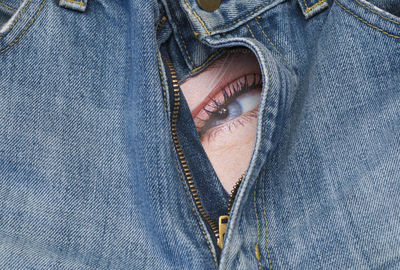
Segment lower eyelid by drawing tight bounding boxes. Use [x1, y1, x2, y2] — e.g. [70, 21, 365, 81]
[202, 107, 259, 142]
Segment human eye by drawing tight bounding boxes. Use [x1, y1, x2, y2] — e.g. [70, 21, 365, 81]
[194, 73, 262, 141]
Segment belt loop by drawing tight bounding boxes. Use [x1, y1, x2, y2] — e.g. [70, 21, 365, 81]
[297, 0, 328, 19]
[59, 0, 88, 12]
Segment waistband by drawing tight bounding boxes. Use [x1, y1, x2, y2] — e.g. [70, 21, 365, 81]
[158, 0, 329, 72]
[171, 0, 328, 37]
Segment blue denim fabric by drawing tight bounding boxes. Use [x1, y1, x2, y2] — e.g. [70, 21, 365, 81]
[0, 0, 399, 269]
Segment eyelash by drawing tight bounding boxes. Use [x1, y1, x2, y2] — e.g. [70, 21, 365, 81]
[196, 73, 262, 138]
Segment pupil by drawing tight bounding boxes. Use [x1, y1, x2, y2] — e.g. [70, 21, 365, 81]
[216, 107, 229, 119]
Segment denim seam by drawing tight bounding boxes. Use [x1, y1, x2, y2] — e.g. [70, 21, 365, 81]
[335, 0, 400, 39]
[66, 0, 83, 6]
[255, 64, 273, 270]
[184, 0, 276, 35]
[253, 177, 262, 270]
[183, 0, 210, 35]
[190, 48, 224, 73]
[261, 165, 273, 269]
[0, 1, 16, 11]
[0, 0, 31, 39]
[254, 17, 289, 66]
[0, 0, 45, 54]
[212, 0, 274, 32]
[156, 50, 168, 113]
[238, 26, 274, 269]
[176, 25, 195, 67]
[303, 0, 326, 13]
[352, 0, 400, 25]
[246, 23, 256, 40]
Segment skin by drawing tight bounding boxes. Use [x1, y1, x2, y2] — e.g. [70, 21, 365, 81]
[179, 51, 262, 193]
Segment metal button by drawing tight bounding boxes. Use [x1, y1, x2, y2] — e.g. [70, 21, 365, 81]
[196, 0, 221, 12]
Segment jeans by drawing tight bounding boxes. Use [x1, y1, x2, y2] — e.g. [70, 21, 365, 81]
[0, 0, 399, 269]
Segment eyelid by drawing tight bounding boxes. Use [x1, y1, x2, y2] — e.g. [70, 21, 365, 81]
[194, 73, 262, 135]
[195, 73, 262, 117]
[204, 107, 259, 142]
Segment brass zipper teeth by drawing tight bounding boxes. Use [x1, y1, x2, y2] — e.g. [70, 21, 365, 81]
[164, 58, 220, 238]
[164, 56, 245, 249]
[217, 176, 244, 249]
[227, 175, 244, 215]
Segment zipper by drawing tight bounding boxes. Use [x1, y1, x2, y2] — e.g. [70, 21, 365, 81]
[217, 175, 243, 249]
[163, 56, 244, 250]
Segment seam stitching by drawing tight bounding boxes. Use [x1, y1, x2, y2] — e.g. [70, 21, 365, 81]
[183, 0, 210, 35]
[0, 1, 16, 11]
[352, 0, 400, 25]
[259, 69, 273, 269]
[254, 177, 262, 270]
[176, 25, 195, 67]
[184, 0, 275, 35]
[262, 166, 273, 269]
[244, 26, 271, 269]
[223, 57, 273, 270]
[303, 0, 326, 13]
[190, 48, 223, 73]
[254, 18, 289, 66]
[65, 0, 83, 5]
[335, 0, 400, 39]
[213, 0, 274, 32]
[246, 23, 257, 40]
[0, 0, 46, 54]
[156, 50, 168, 113]
[0, 0, 31, 39]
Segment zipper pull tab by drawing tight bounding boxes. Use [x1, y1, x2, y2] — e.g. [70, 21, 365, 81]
[217, 215, 229, 249]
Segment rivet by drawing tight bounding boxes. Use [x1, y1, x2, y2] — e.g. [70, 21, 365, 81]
[196, 0, 221, 12]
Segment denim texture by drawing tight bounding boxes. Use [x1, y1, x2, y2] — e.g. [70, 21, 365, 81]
[0, 0, 399, 269]
[58, 0, 88, 12]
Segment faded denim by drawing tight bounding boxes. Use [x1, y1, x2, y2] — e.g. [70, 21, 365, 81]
[0, 0, 399, 269]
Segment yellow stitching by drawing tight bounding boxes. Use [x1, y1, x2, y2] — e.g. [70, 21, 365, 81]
[257, 69, 273, 270]
[255, 18, 289, 66]
[246, 23, 257, 40]
[262, 167, 273, 269]
[0, 0, 45, 55]
[335, 0, 400, 39]
[303, 0, 326, 13]
[0, 1, 16, 11]
[183, 0, 210, 35]
[185, 0, 275, 34]
[190, 48, 223, 73]
[254, 177, 262, 270]
[255, 65, 273, 270]
[0, 0, 31, 40]
[177, 27, 195, 67]
[223, 58, 273, 270]
[353, 0, 400, 25]
[213, 0, 274, 32]
[255, 70, 273, 270]
[65, 0, 83, 5]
